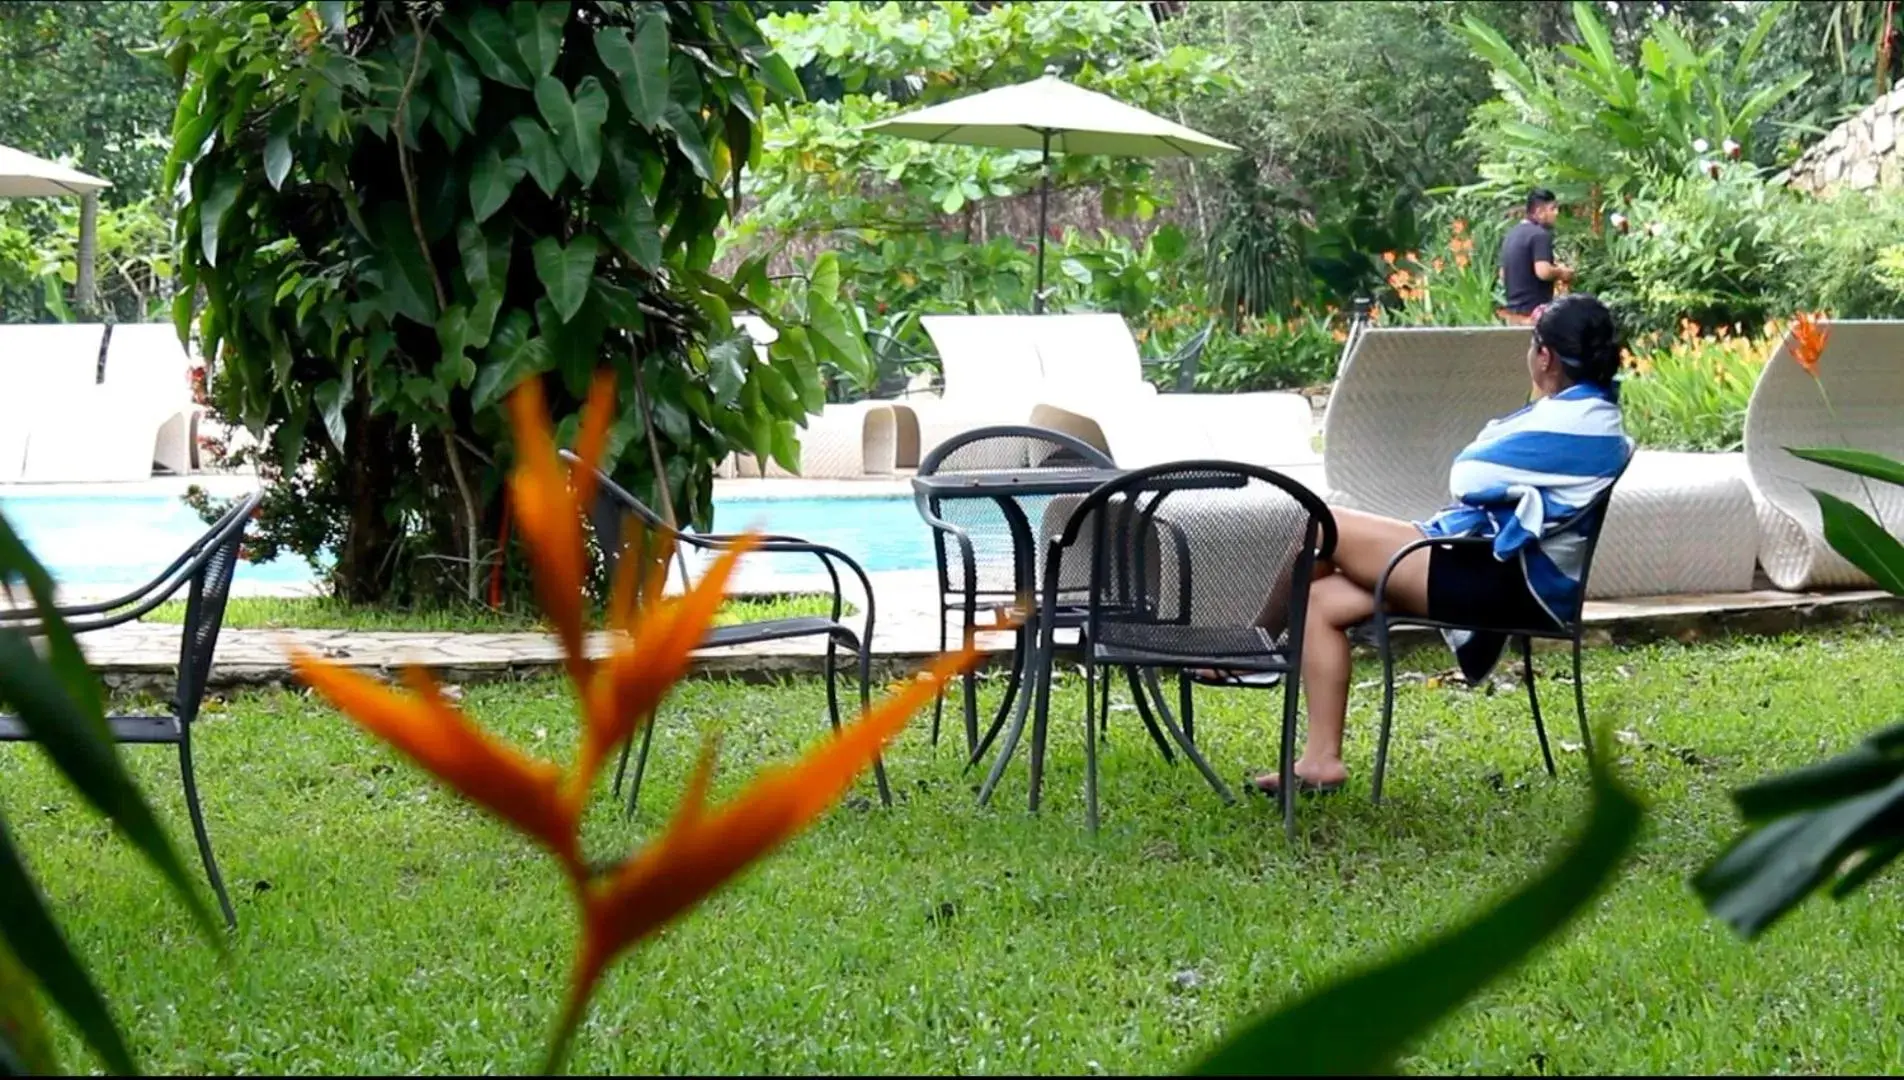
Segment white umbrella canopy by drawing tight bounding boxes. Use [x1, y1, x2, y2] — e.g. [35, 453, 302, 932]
[866, 75, 1236, 310]
[0, 144, 111, 198]
[865, 75, 1238, 157]
[0, 144, 112, 312]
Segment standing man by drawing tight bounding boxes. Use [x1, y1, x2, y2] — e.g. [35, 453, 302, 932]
[1497, 188, 1573, 325]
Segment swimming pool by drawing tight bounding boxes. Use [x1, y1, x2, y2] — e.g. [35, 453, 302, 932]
[0, 490, 939, 591]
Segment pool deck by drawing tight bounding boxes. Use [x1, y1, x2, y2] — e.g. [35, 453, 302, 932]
[69, 578, 1904, 694]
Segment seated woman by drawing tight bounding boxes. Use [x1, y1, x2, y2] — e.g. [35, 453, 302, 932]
[1254, 293, 1633, 796]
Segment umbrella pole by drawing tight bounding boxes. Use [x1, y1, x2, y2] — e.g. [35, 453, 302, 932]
[1033, 130, 1051, 315]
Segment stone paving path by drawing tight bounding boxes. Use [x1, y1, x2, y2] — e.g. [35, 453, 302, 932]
[73, 582, 1904, 693]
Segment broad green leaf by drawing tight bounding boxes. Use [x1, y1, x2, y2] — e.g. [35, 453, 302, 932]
[754, 53, 805, 104]
[0, 935, 58, 1075]
[445, 6, 530, 89]
[660, 103, 716, 182]
[511, 118, 566, 197]
[475, 309, 551, 410]
[1730, 722, 1904, 822]
[535, 75, 609, 187]
[263, 131, 292, 192]
[601, 192, 662, 271]
[769, 419, 801, 475]
[1695, 772, 1904, 938]
[512, 0, 568, 79]
[0, 817, 132, 1076]
[753, 359, 801, 415]
[313, 378, 350, 450]
[435, 49, 483, 135]
[707, 335, 749, 402]
[532, 236, 599, 323]
[370, 202, 439, 325]
[1788, 447, 1904, 489]
[1189, 755, 1641, 1076]
[198, 171, 241, 267]
[469, 143, 527, 224]
[592, 281, 647, 331]
[436, 305, 474, 388]
[1812, 491, 1904, 594]
[595, 17, 669, 130]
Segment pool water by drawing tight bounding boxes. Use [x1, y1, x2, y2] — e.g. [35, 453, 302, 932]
[0, 491, 937, 590]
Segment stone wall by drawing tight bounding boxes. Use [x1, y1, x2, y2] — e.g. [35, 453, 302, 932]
[1784, 87, 1904, 194]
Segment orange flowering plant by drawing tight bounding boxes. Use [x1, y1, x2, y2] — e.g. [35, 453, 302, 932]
[288, 372, 981, 1073]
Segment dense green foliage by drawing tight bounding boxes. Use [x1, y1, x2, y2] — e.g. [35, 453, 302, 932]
[166, 0, 863, 604]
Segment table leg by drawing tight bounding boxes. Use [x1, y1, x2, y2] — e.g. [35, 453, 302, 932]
[977, 607, 1043, 806]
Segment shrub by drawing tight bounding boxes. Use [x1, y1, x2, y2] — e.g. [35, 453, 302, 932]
[1179, 308, 1342, 392]
[1619, 318, 1778, 452]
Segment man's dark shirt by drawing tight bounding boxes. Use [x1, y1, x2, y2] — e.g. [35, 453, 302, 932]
[1499, 219, 1556, 314]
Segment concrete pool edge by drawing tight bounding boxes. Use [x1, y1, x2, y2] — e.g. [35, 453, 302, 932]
[75, 586, 1904, 696]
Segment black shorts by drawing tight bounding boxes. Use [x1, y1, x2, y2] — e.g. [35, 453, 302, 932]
[1425, 541, 1559, 632]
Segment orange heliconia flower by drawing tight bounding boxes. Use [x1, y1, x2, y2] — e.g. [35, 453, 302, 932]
[1382, 250, 1397, 265]
[292, 374, 983, 1073]
[1451, 219, 1467, 236]
[1790, 311, 1829, 378]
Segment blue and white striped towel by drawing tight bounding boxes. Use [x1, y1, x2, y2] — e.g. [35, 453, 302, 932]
[1417, 382, 1633, 679]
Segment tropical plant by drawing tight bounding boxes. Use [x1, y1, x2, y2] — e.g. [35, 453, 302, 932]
[1386, 218, 1500, 327]
[0, 516, 222, 1074]
[288, 370, 982, 1072]
[165, 0, 865, 607]
[1693, 315, 1904, 938]
[1619, 317, 1779, 452]
[1178, 307, 1343, 393]
[1459, 0, 1808, 205]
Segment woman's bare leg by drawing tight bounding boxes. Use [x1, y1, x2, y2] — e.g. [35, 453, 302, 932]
[1252, 508, 1436, 790]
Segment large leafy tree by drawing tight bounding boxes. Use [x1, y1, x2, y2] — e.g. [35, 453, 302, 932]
[166, 0, 850, 604]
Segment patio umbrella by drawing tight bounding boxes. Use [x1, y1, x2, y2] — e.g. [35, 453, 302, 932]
[0, 144, 112, 312]
[865, 74, 1237, 312]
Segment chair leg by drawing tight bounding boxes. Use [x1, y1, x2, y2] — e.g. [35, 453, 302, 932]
[1098, 663, 1111, 736]
[977, 611, 1042, 806]
[932, 602, 949, 748]
[848, 634, 891, 808]
[1522, 636, 1556, 778]
[178, 731, 235, 930]
[611, 726, 634, 798]
[1084, 661, 1101, 833]
[625, 716, 658, 818]
[1572, 636, 1593, 759]
[1124, 667, 1176, 764]
[1150, 673, 1234, 806]
[1031, 648, 1072, 813]
[1178, 672, 1195, 749]
[1371, 620, 1397, 805]
[961, 600, 980, 758]
[1278, 668, 1300, 841]
[967, 619, 1030, 771]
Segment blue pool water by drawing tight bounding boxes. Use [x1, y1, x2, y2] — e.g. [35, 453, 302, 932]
[0, 492, 936, 590]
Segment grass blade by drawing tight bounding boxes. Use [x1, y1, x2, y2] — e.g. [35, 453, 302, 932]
[0, 817, 134, 1075]
[1188, 753, 1642, 1076]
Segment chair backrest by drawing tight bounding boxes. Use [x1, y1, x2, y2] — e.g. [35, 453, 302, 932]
[1321, 325, 1534, 520]
[102, 323, 196, 403]
[1166, 323, 1215, 392]
[0, 323, 108, 403]
[920, 314, 1045, 406]
[915, 425, 1114, 600]
[1558, 449, 1637, 623]
[1744, 319, 1904, 588]
[1028, 312, 1146, 393]
[171, 490, 262, 723]
[1045, 461, 1338, 646]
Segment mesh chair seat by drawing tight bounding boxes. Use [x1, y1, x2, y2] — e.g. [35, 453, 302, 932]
[0, 713, 182, 745]
[701, 616, 856, 650]
[1092, 623, 1293, 670]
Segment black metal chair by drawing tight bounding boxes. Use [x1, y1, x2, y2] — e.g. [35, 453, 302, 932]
[913, 425, 1117, 757]
[1366, 453, 1634, 802]
[561, 451, 888, 812]
[1027, 461, 1338, 836]
[0, 489, 263, 929]
[1142, 322, 1215, 393]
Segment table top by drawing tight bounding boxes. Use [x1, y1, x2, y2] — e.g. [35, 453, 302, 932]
[910, 467, 1247, 500]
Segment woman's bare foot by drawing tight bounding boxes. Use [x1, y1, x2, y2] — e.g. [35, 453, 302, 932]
[1247, 758, 1350, 796]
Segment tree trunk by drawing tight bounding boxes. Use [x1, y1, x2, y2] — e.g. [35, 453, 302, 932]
[335, 397, 403, 604]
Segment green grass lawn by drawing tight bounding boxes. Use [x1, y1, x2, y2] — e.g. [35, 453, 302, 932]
[9, 620, 1904, 1074]
[139, 594, 841, 632]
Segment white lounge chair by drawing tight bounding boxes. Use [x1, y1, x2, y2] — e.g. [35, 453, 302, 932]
[1322, 324, 1758, 599]
[1, 324, 108, 483]
[1744, 320, 1904, 591]
[15, 323, 201, 483]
